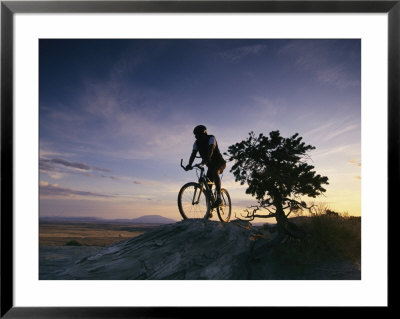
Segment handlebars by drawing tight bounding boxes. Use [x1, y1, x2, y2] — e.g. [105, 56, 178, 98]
[180, 159, 204, 171]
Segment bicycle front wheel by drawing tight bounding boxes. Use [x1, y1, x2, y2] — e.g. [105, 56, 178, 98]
[217, 188, 232, 223]
[178, 182, 210, 219]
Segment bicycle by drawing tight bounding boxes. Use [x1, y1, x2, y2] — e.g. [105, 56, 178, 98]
[177, 159, 232, 222]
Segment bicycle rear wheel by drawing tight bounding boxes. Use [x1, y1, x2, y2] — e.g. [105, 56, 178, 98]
[178, 182, 211, 219]
[217, 188, 231, 223]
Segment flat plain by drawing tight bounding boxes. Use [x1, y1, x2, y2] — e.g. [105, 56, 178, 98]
[39, 221, 160, 246]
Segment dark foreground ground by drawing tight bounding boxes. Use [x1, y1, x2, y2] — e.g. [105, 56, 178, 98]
[39, 218, 361, 280]
[40, 246, 103, 279]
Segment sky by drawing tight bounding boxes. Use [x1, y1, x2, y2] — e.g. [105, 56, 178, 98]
[39, 39, 361, 222]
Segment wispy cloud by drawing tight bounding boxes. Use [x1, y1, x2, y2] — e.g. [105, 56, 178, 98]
[219, 44, 267, 62]
[39, 144, 75, 159]
[251, 96, 281, 115]
[317, 66, 360, 88]
[303, 121, 336, 138]
[94, 167, 113, 173]
[323, 123, 358, 141]
[278, 40, 327, 69]
[40, 182, 115, 198]
[48, 158, 90, 170]
[101, 175, 119, 180]
[302, 117, 359, 144]
[39, 157, 120, 183]
[349, 159, 361, 167]
[40, 157, 111, 173]
[278, 40, 360, 88]
[313, 145, 354, 158]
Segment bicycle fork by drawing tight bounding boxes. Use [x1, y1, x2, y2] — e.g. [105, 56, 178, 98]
[192, 185, 203, 205]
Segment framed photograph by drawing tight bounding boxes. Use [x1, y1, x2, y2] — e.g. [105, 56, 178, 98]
[1, 0, 395, 316]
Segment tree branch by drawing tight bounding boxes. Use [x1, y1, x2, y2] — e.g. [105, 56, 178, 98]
[238, 205, 276, 221]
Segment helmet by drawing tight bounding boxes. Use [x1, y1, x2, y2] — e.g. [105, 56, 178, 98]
[193, 125, 207, 136]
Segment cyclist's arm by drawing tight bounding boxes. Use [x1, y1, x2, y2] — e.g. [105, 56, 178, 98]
[206, 136, 217, 163]
[188, 142, 198, 166]
[188, 150, 197, 166]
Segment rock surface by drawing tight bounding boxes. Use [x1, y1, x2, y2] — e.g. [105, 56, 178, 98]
[57, 219, 360, 280]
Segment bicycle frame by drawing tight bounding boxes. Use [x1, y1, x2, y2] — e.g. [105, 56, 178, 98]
[180, 159, 215, 207]
[179, 159, 231, 222]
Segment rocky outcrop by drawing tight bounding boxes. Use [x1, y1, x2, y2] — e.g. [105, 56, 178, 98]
[57, 219, 361, 280]
[59, 219, 261, 280]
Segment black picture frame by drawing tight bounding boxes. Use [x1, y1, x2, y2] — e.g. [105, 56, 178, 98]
[1, 0, 394, 317]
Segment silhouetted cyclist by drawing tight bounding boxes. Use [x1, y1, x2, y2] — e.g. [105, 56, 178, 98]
[185, 125, 227, 207]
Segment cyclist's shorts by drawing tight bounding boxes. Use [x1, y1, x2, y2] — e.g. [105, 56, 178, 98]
[217, 163, 226, 174]
[208, 161, 226, 175]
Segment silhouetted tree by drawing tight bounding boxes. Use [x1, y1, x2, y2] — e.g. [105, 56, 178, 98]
[225, 130, 329, 245]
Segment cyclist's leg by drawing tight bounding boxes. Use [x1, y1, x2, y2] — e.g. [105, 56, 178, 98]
[206, 165, 221, 195]
[207, 162, 226, 194]
[207, 164, 226, 209]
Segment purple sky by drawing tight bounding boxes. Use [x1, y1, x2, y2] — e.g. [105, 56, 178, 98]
[39, 39, 361, 221]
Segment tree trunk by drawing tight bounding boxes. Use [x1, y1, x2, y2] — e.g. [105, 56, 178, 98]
[275, 201, 306, 240]
[251, 201, 307, 259]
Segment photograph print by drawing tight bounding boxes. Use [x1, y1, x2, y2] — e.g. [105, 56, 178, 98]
[39, 39, 361, 280]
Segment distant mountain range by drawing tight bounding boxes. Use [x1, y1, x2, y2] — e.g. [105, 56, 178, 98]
[113, 215, 178, 224]
[40, 214, 178, 224]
